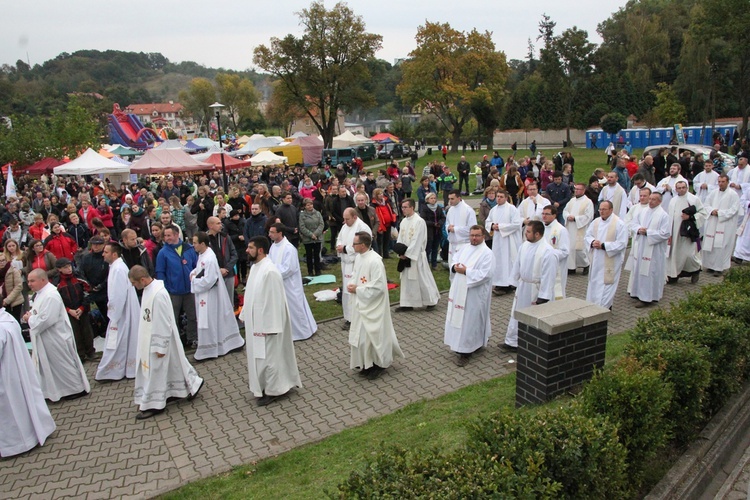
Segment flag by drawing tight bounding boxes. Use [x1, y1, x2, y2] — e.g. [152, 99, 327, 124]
[5, 164, 15, 199]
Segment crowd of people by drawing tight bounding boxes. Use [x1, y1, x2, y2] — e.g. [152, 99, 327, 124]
[4, 142, 750, 457]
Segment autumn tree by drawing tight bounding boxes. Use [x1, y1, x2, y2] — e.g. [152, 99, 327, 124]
[215, 73, 260, 132]
[178, 77, 216, 134]
[253, 2, 382, 147]
[650, 82, 688, 126]
[265, 81, 301, 137]
[397, 22, 508, 151]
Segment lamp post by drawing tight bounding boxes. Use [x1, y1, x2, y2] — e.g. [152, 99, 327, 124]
[209, 102, 228, 190]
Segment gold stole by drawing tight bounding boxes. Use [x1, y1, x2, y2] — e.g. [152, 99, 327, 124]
[591, 215, 619, 285]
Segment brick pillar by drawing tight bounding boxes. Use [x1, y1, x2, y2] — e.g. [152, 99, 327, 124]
[513, 298, 611, 408]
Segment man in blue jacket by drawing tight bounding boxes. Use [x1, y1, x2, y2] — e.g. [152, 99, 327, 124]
[155, 224, 199, 349]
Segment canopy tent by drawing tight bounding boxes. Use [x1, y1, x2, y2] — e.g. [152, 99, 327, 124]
[236, 135, 253, 143]
[22, 157, 65, 176]
[234, 137, 283, 156]
[110, 156, 131, 166]
[191, 144, 224, 162]
[202, 153, 251, 171]
[370, 132, 400, 143]
[53, 148, 132, 176]
[130, 149, 214, 175]
[248, 133, 266, 141]
[184, 140, 207, 151]
[154, 139, 187, 150]
[289, 131, 308, 139]
[109, 145, 141, 157]
[332, 130, 368, 148]
[191, 138, 220, 149]
[290, 135, 324, 166]
[98, 148, 115, 158]
[249, 150, 287, 166]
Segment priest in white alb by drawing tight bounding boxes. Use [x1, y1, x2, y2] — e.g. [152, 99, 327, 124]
[563, 183, 594, 275]
[268, 223, 318, 340]
[598, 171, 628, 219]
[394, 199, 440, 311]
[627, 173, 655, 208]
[190, 232, 245, 359]
[348, 231, 404, 379]
[23, 269, 90, 402]
[445, 190, 478, 270]
[96, 243, 139, 381]
[0, 307, 56, 457]
[541, 206, 570, 300]
[336, 208, 372, 330]
[518, 182, 550, 240]
[692, 161, 719, 203]
[627, 192, 672, 307]
[129, 265, 204, 420]
[727, 152, 750, 197]
[702, 174, 741, 276]
[484, 189, 522, 294]
[734, 187, 750, 263]
[503, 221, 558, 352]
[666, 181, 706, 284]
[444, 225, 494, 366]
[585, 201, 629, 309]
[656, 163, 687, 210]
[241, 236, 301, 407]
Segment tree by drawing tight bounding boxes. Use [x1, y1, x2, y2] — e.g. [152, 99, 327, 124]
[650, 82, 687, 126]
[264, 81, 300, 137]
[552, 27, 595, 146]
[215, 73, 260, 132]
[600, 112, 627, 135]
[178, 77, 216, 136]
[253, 2, 382, 147]
[397, 22, 508, 152]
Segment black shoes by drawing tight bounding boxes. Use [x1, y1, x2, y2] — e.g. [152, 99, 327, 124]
[135, 408, 164, 420]
[500, 343, 518, 353]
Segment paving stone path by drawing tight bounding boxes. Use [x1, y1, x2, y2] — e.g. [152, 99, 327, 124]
[0, 257, 724, 499]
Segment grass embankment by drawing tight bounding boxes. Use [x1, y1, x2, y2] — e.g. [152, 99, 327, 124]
[160, 333, 632, 499]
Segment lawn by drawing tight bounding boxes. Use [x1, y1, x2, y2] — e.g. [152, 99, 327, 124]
[160, 332, 631, 499]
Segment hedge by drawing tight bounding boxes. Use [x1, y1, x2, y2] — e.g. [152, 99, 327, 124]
[335, 266, 750, 497]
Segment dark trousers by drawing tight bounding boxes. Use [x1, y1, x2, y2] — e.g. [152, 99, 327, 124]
[376, 230, 391, 258]
[304, 242, 322, 275]
[425, 237, 440, 267]
[6, 303, 22, 325]
[70, 314, 95, 361]
[170, 293, 197, 343]
[329, 224, 341, 251]
[458, 174, 470, 193]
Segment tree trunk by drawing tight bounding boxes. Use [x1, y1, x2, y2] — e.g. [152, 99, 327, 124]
[451, 126, 462, 152]
[566, 125, 574, 148]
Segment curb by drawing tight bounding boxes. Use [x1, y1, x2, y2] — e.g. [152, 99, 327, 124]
[646, 381, 750, 499]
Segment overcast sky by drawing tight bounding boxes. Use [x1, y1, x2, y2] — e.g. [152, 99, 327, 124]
[3, 0, 627, 71]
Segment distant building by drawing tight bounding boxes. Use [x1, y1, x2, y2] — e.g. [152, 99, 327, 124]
[289, 109, 346, 137]
[125, 101, 189, 132]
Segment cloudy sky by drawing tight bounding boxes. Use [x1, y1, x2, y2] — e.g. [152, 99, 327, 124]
[3, 0, 627, 71]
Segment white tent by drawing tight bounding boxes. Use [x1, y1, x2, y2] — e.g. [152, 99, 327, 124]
[155, 139, 187, 150]
[53, 148, 131, 176]
[191, 138, 220, 149]
[235, 137, 283, 156]
[192, 144, 225, 162]
[250, 150, 287, 166]
[289, 131, 307, 138]
[332, 130, 368, 148]
[248, 133, 266, 140]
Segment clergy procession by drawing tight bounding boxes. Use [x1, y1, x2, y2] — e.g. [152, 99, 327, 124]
[3, 147, 750, 461]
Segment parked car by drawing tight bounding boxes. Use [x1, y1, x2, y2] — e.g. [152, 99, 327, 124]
[323, 148, 356, 166]
[643, 144, 736, 173]
[354, 142, 377, 161]
[376, 143, 412, 159]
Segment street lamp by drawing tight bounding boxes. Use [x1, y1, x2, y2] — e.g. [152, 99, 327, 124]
[208, 102, 228, 190]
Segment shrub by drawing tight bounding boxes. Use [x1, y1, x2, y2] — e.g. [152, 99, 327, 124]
[466, 407, 629, 499]
[578, 357, 673, 486]
[631, 308, 746, 413]
[625, 339, 712, 443]
[330, 446, 561, 499]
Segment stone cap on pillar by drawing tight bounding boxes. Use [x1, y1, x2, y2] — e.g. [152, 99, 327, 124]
[514, 297, 611, 335]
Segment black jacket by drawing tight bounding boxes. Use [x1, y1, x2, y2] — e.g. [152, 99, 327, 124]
[78, 250, 109, 303]
[120, 243, 154, 277]
[209, 231, 238, 277]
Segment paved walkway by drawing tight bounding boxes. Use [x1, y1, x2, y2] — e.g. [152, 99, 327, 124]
[0, 261, 724, 499]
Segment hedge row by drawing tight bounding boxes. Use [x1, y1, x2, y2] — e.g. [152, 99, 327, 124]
[332, 266, 750, 499]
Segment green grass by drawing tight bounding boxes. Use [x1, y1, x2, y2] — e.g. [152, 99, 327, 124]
[160, 331, 632, 499]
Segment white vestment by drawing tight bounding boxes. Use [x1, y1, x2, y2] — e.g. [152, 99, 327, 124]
[445, 200, 477, 269]
[693, 170, 719, 204]
[0, 309, 56, 457]
[598, 183, 628, 219]
[444, 242, 494, 353]
[28, 283, 90, 402]
[505, 239, 558, 347]
[518, 195, 550, 240]
[703, 188, 741, 272]
[627, 205, 671, 302]
[191, 247, 244, 359]
[348, 250, 404, 369]
[485, 202, 522, 287]
[96, 258, 139, 380]
[240, 257, 301, 398]
[336, 218, 372, 322]
[563, 195, 594, 270]
[727, 165, 750, 197]
[656, 174, 687, 210]
[396, 214, 440, 307]
[666, 193, 706, 278]
[734, 190, 750, 261]
[270, 237, 318, 340]
[628, 182, 655, 208]
[543, 220, 570, 299]
[585, 215, 628, 309]
[134, 280, 203, 411]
